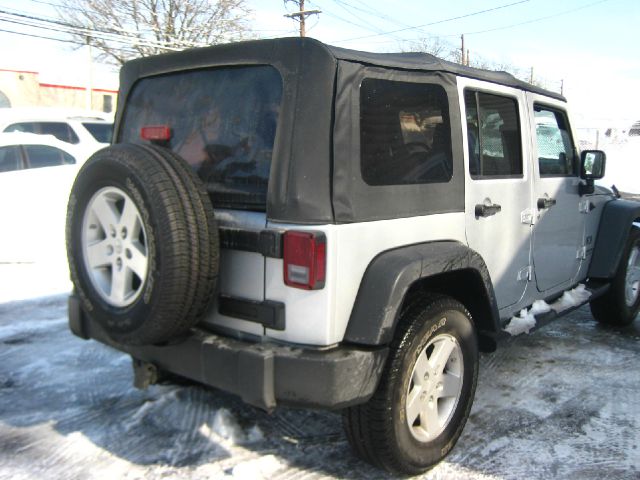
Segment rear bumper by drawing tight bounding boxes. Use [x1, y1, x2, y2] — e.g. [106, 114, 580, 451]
[69, 294, 388, 410]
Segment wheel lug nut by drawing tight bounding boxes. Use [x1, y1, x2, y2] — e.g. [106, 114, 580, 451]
[107, 245, 114, 256]
[125, 248, 132, 259]
[121, 226, 128, 239]
[109, 225, 116, 237]
[116, 257, 123, 271]
[424, 372, 429, 381]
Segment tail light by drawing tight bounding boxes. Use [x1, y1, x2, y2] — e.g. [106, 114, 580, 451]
[283, 231, 326, 290]
[140, 125, 171, 141]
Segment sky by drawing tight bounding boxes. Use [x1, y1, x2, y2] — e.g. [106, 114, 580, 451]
[0, 0, 638, 128]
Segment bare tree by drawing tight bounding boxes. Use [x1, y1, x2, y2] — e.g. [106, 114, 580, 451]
[406, 36, 550, 89]
[404, 36, 459, 62]
[57, 0, 253, 65]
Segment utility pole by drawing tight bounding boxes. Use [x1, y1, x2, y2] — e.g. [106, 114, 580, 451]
[460, 34, 465, 65]
[529, 66, 534, 84]
[86, 38, 93, 110]
[284, 0, 321, 37]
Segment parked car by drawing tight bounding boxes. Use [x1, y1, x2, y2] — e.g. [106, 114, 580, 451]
[0, 107, 112, 159]
[65, 38, 640, 475]
[0, 132, 87, 262]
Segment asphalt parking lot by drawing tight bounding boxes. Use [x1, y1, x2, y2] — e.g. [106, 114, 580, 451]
[0, 266, 638, 480]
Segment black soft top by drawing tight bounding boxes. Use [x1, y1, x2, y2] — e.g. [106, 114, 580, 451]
[327, 44, 565, 101]
[116, 37, 564, 224]
[119, 37, 564, 103]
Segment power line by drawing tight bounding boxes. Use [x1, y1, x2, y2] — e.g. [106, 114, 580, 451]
[463, 0, 614, 35]
[0, 9, 210, 49]
[309, 0, 408, 43]
[332, 0, 531, 43]
[0, 25, 76, 44]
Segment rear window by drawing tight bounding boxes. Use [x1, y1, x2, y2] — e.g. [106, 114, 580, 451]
[82, 122, 113, 143]
[120, 66, 283, 210]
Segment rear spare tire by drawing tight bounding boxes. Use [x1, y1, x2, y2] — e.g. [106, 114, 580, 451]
[66, 144, 219, 345]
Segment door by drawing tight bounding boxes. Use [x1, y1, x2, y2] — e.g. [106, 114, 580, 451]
[526, 94, 584, 293]
[462, 84, 533, 310]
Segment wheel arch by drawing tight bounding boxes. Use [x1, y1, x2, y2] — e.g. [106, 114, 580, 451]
[588, 199, 640, 279]
[343, 241, 500, 352]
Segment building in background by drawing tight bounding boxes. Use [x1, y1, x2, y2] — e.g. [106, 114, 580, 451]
[0, 69, 117, 113]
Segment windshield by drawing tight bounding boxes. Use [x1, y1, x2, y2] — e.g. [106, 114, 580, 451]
[119, 65, 283, 211]
[82, 122, 113, 143]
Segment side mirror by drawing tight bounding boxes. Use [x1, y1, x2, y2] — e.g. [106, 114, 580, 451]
[580, 150, 606, 180]
[579, 150, 606, 196]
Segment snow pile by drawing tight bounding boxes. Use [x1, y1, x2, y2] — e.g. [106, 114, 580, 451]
[199, 408, 264, 446]
[504, 308, 537, 336]
[550, 284, 591, 313]
[530, 299, 552, 315]
[504, 285, 591, 336]
[210, 408, 246, 444]
[596, 140, 640, 194]
[228, 455, 284, 479]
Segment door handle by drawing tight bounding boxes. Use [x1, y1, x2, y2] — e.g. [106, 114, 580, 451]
[475, 203, 502, 218]
[537, 197, 557, 210]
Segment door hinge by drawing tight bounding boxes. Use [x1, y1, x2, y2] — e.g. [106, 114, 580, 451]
[579, 199, 590, 214]
[576, 246, 587, 260]
[521, 209, 537, 225]
[517, 265, 533, 281]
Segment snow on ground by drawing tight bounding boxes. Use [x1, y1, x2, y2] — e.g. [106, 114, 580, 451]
[1, 263, 639, 479]
[597, 138, 640, 194]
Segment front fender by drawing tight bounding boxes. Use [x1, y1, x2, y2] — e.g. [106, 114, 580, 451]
[589, 199, 640, 279]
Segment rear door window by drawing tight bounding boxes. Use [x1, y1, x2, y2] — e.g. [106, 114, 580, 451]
[465, 90, 523, 178]
[120, 66, 283, 211]
[0, 146, 22, 172]
[23, 145, 76, 169]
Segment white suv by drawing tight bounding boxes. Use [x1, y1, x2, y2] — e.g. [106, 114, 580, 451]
[65, 38, 640, 475]
[0, 107, 112, 159]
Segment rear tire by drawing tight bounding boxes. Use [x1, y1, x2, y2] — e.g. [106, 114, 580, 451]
[342, 295, 478, 475]
[590, 226, 640, 326]
[66, 144, 218, 345]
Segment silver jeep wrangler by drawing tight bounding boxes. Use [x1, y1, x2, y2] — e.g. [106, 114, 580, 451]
[66, 37, 640, 474]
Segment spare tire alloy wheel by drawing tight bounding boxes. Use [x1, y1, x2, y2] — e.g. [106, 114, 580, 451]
[343, 296, 478, 475]
[67, 144, 219, 346]
[82, 186, 148, 308]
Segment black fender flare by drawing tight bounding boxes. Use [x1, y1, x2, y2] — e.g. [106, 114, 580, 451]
[588, 199, 640, 279]
[343, 241, 500, 346]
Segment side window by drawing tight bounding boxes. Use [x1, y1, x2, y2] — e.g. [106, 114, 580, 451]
[0, 146, 22, 173]
[360, 78, 453, 186]
[23, 145, 75, 169]
[4, 122, 36, 134]
[534, 106, 577, 176]
[4, 122, 80, 144]
[465, 90, 523, 178]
